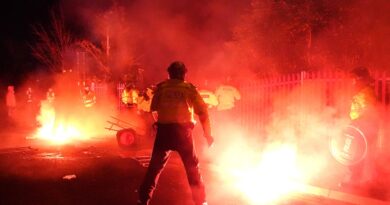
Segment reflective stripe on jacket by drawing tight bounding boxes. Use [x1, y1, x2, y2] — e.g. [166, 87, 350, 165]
[151, 79, 208, 123]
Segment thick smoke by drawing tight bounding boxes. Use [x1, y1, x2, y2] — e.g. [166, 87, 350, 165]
[3, 0, 389, 202]
[59, 0, 390, 84]
[61, 0, 250, 84]
[221, 0, 390, 76]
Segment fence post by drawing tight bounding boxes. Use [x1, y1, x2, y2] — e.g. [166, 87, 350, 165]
[300, 71, 306, 133]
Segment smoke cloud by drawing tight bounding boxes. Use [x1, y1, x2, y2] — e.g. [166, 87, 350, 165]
[3, 0, 390, 202]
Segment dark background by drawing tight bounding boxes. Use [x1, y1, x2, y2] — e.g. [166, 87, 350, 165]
[0, 0, 60, 85]
[0, 0, 57, 119]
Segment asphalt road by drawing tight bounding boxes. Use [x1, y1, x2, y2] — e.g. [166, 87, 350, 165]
[0, 136, 196, 205]
[0, 125, 388, 205]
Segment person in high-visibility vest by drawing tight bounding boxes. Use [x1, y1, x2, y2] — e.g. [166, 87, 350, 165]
[199, 89, 218, 109]
[82, 86, 96, 108]
[137, 61, 213, 205]
[349, 68, 377, 122]
[46, 88, 55, 104]
[137, 86, 154, 112]
[340, 66, 380, 189]
[215, 84, 241, 111]
[121, 84, 139, 107]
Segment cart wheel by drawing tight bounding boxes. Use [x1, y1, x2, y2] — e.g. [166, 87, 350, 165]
[116, 129, 137, 149]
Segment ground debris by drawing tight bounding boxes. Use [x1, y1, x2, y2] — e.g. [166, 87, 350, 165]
[62, 174, 77, 180]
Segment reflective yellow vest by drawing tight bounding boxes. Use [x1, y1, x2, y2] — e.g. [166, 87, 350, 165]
[199, 89, 218, 108]
[122, 88, 139, 105]
[151, 79, 208, 124]
[215, 85, 241, 111]
[137, 87, 154, 112]
[83, 91, 96, 108]
[349, 86, 376, 120]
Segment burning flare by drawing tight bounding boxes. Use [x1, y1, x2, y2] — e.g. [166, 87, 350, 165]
[34, 100, 86, 145]
[211, 129, 312, 204]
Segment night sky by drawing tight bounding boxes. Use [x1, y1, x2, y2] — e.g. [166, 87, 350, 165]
[1, 0, 389, 87]
[0, 0, 59, 86]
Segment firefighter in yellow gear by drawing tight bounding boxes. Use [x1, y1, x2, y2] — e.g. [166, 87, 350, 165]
[138, 61, 213, 205]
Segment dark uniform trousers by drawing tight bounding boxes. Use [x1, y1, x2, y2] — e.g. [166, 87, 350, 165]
[139, 123, 206, 204]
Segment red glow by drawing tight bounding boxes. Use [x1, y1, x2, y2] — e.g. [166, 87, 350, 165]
[211, 134, 309, 204]
[33, 101, 86, 145]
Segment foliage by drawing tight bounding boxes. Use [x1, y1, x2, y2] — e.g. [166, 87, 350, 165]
[77, 40, 109, 75]
[228, 0, 389, 75]
[30, 9, 74, 73]
[30, 7, 114, 79]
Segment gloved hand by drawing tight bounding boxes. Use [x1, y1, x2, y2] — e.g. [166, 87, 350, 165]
[205, 135, 214, 148]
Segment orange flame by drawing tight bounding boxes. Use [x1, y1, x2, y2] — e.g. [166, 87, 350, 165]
[34, 101, 88, 145]
[216, 145, 305, 204]
[210, 129, 313, 204]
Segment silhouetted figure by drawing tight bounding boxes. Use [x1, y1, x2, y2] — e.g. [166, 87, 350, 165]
[81, 86, 96, 108]
[6, 85, 16, 118]
[26, 87, 33, 103]
[137, 61, 214, 205]
[340, 66, 380, 190]
[46, 88, 55, 104]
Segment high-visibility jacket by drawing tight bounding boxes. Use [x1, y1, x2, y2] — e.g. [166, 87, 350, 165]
[121, 88, 139, 105]
[46, 90, 55, 103]
[215, 85, 241, 111]
[199, 89, 218, 108]
[83, 91, 96, 107]
[350, 86, 376, 120]
[151, 79, 208, 124]
[137, 87, 154, 112]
